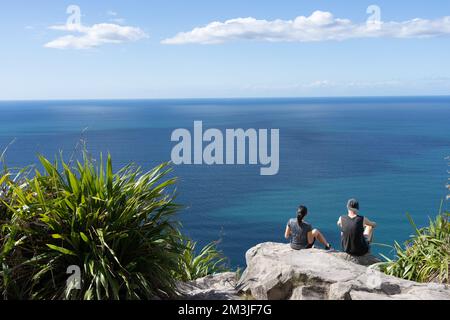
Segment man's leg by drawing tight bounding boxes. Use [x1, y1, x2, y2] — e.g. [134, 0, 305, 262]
[364, 226, 374, 243]
[312, 229, 330, 248]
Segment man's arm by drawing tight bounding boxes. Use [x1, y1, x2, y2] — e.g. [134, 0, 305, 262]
[285, 225, 291, 239]
[364, 217, 377, 228]
[337, 216, 342, 228]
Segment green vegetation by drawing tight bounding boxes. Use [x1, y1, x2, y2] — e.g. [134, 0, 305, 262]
[175, 238, 228, 282]
[0, 153, 227, 300]
[381, 212, 450, 284]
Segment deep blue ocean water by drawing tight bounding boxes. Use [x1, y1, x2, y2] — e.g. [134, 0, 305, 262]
[0, 97, 449, 267]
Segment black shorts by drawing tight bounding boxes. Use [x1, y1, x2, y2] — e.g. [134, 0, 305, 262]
[305, 239, 316, 249]
[290, 239, 315, 250]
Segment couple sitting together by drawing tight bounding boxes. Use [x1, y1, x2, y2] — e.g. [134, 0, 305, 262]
[284, 199, 377, 256]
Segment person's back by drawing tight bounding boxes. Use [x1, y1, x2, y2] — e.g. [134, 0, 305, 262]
[285, 205, 331, 250]
[288, 218, 312, 250]
[337, 198, 377, 256]
[339, 214, 369, 256]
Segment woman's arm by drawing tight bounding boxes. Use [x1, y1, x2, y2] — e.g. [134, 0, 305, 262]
[285, 225, 291, 239]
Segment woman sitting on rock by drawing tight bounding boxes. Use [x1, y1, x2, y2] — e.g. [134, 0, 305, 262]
[285, 205, 332, 250]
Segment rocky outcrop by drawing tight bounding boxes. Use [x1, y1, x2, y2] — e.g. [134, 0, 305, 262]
[330, 251, 381, 266]
[236, 242, 450, 300]
[176, 272, 239, 300]
[177, 242, 450, 300]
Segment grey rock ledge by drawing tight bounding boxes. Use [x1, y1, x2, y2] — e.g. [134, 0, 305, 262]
[177, 242, 450, 300]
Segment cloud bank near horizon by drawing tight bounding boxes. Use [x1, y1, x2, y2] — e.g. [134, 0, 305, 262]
[45, 23, 148, 49]
[162, 10, 450, 45]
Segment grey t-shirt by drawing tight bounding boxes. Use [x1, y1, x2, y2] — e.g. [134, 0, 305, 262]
[287, 218, 313, 250]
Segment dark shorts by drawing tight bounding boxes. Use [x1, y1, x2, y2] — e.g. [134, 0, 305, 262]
[290, 239, 315, 250]
[306, 239, 316, 249]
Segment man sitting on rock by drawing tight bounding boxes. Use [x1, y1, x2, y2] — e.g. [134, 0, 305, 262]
[285, 205, 332, 250]
[337, 199, 377, 256]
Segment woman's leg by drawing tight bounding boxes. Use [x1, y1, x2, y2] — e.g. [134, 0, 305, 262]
[364, 225, 374, 243]
[311, 229, 331, 248]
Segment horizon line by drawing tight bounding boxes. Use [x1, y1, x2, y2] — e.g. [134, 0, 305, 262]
[1, 94, 450, 103]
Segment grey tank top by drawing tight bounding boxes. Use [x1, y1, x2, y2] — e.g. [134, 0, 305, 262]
[288, 218, 312, 250]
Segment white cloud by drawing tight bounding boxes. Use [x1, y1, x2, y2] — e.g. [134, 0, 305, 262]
[110, 18, 126, 25]
[45, 23, 148, 49]
[162, 10, 450, 44]
[302, 79, 404, 89]
[107, 10, 118, 17]
[305, 80, 334, 88]
[243, 79, 412, 92]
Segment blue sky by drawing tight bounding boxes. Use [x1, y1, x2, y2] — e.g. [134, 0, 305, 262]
[1, 0, 450, 99]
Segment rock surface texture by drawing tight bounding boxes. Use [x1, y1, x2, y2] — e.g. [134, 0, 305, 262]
[177, 272, 239, 300]
[177, 242, 450, 300]
[236, 242, 450, 300]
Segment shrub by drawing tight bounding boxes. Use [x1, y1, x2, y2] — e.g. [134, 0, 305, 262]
[381, 213, 450, 284]
[0, 153, 184, 299]
[175, 238, 228, 282]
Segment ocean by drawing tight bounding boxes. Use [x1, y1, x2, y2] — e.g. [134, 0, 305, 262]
[0, 97, 449, 267]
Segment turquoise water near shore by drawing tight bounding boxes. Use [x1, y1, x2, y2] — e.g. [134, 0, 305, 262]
[0, 97, 449, 267]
